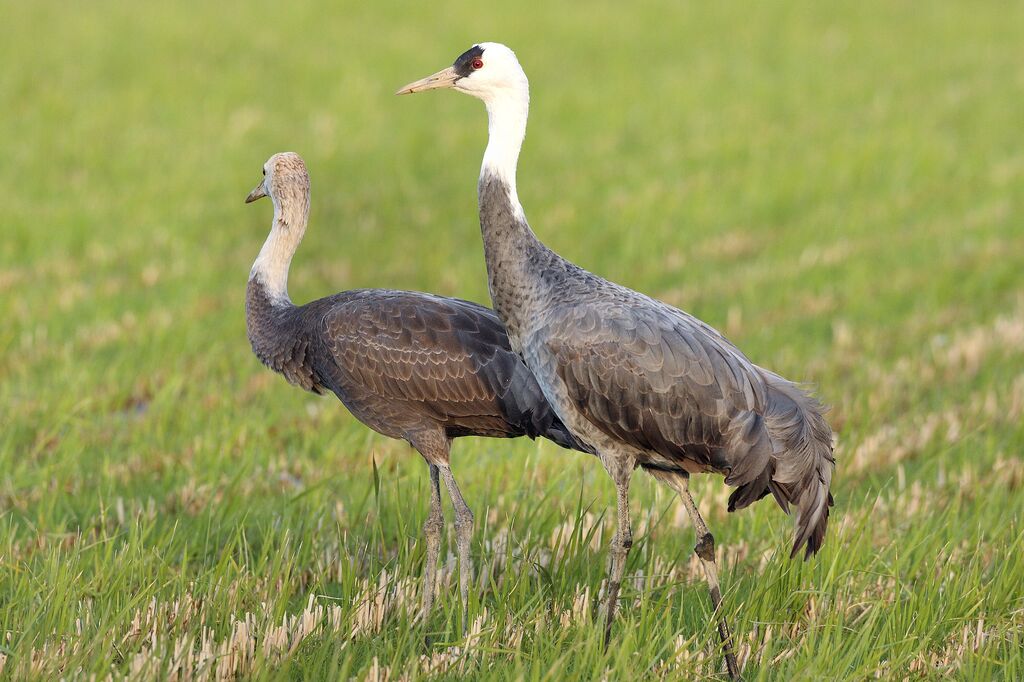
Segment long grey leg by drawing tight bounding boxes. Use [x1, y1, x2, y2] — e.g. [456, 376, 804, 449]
[601, 454, 635, 649]
[421, 464, 443, 622]
[652, 470, 741, 680]
[439, 464, 474, 636]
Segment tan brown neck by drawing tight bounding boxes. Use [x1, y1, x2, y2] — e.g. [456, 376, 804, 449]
[249, 195, 310, 302]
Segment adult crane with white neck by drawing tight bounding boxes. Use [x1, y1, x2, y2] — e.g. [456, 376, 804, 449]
[399, 44, 835, 677]
[244, 152, 591, 635]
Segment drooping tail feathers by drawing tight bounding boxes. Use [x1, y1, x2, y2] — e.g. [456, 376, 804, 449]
[728, 369, 835, 559]
[542, 417, 596, 455]
[500, 351, 596, 456]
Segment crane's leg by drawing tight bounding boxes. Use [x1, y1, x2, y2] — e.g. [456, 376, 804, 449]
[421, 463, 444, 623]
[439, 465, 474, 637]
[601, 454, 635, 649]
[651, 469, 741, 680]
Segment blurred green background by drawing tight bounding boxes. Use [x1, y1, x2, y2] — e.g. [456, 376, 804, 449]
[1, 1, 1022, 679]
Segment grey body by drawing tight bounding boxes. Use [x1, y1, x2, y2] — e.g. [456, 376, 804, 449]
[397, 40, 833, 672]
[246, 278, 587, 456]
[479, 174, 834, 556]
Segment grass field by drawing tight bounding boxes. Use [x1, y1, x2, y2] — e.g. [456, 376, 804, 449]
[2, 0, 1023, 679]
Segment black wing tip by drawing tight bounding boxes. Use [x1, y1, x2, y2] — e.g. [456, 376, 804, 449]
[543, 421, 595, 455]
[789, 495, 833, 560]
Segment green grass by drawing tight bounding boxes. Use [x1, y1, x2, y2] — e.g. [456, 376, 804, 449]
[2, 0, 1023, 678]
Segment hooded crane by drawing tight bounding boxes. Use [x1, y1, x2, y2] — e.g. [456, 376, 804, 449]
[244, 152, 589, 633]
[399, 44, 835, 677]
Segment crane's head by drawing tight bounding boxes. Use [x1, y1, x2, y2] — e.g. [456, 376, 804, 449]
[396, 43, 528, 103]
[245, 152, 309, 207]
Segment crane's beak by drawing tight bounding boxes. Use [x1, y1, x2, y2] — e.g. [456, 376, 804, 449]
[395, 66, 459, 95]
[245, 183, 267, 204]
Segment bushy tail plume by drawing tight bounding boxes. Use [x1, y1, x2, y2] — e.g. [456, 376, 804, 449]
[746, 369, 835, 558]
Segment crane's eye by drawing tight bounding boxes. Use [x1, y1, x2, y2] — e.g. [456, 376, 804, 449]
[471, 58, 484, 70]
[262, 169, 266, 176]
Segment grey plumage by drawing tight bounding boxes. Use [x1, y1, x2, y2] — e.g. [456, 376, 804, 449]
[398, 42, 835, 672]
[479, 173, 834, 558]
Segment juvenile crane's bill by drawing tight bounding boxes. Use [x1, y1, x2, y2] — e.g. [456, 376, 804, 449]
[243, 151, 590, 637]
[400, 42, 834, 679]
[244, 183, 266, 203]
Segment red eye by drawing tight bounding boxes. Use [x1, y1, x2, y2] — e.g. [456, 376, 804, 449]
[471, 58, 484, 70]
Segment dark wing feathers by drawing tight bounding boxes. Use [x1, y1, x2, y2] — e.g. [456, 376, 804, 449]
[538, 295, 833, 557]
[543, 300, 769, 484]
[307, 291, 585, 450]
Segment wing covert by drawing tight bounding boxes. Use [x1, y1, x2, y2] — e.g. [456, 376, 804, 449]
[319, 294, 507, 415]
[540, 300, 770, 477]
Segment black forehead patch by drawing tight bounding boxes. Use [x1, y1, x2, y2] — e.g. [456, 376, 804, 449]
[452, 45, 485, 78]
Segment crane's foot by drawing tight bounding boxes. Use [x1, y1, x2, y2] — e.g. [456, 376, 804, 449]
[692, 530, 741, 680]
[440, 465, 475, 639]
[600, 456, 635, 652]
[683, 499, 741, 679]
[420, 465, 443, 620]
[646, 468, 742, 680]
[601, 529, 632, 650]
[454, 513, 473, 638]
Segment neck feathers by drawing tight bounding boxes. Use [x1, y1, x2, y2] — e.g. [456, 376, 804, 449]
[250, 193, 310, 303]
[478, 171, 548, 340]
[481, 90, 529, 221]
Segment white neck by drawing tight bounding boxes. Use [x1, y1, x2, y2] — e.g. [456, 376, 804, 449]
[481, 88, 529, 217]
[250, 197, 308, 303]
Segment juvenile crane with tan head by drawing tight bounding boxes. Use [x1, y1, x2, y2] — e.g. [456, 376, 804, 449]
[244, 152, 590, 634]
[399, 44, 835, 676]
